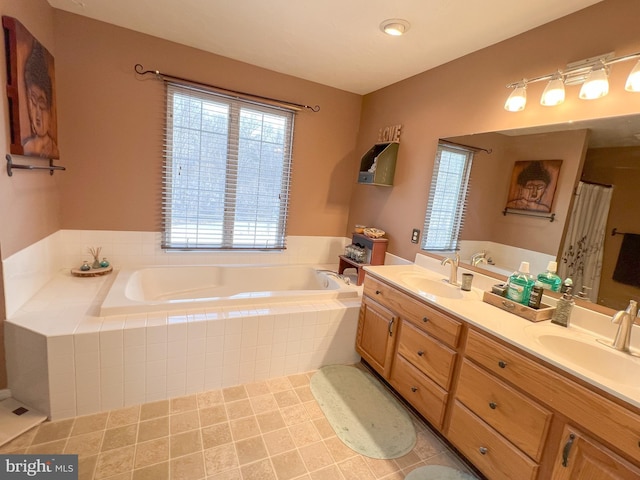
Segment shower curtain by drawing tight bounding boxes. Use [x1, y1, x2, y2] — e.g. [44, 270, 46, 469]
[558, 182, 613, 302]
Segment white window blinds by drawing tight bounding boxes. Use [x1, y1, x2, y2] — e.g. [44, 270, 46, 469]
[421, 143, 474, 251]
[163, 83, 295, 250]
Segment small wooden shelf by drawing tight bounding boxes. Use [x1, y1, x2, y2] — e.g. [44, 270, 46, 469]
[70, 265, 113, 277]
[338, 233, 388, 285]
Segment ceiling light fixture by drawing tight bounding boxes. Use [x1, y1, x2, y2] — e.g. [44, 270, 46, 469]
[380, 19, 410, 36]
[504, 51, 640, 111]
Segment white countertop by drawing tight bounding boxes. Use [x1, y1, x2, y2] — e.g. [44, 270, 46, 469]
[364, 262, 640, 409]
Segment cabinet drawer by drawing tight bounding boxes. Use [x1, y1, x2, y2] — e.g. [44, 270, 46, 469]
[456, 359, 552, 462]
[363, 275, 461, 347]
[448, 402, 539, 480]
[390, 354, 448, 430]
[397, 320, 456, 390]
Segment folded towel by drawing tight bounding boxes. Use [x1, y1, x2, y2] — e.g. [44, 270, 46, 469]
[613, 233, 640, 287]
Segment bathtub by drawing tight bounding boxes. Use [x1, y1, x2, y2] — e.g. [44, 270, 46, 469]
[100, 264, 359, 316]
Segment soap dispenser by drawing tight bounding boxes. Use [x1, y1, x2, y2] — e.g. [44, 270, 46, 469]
[551, 287, 575, 327]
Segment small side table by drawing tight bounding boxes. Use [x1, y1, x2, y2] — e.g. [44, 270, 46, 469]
[338, 233, 388, 285]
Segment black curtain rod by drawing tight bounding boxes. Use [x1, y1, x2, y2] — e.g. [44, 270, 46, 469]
[612, 228, 638, 236]
[440, 139, 492, 154]
[580, 179, 612, 188]
[134, 64, 320, 113]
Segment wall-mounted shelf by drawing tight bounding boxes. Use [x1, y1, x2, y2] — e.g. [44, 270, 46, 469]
[6, 154, 66, 176]
[357, 142, 398, 186]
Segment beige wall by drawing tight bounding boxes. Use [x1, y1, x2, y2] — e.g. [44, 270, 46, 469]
[0, 0, 59, 389]
[53, 11, 363, 238]
[349, 0, 640, 261]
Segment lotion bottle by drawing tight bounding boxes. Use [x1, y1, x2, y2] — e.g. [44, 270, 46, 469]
[506, 261, 534, 305]
[537, 261, 562, 292]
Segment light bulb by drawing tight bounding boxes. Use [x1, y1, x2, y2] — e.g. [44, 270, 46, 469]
[380, 19, 410, 36]
[504, 84, 527, 112]
[579, 67, 609, 99]
[625, 59, 640, 92]
[540, 75, 565, 106]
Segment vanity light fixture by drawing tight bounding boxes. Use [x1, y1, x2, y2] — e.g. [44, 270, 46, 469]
[380, 19, 410, 36]
[504, 51, 640, 111]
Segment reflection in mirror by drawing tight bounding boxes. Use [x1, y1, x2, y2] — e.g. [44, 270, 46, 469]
[433, 114, 640, 311]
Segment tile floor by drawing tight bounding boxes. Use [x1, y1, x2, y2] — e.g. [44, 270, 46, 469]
[0, 365, 477, 480]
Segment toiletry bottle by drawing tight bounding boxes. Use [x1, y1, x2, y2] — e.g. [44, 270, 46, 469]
[506, 261, 534, 305]
[528, 282, 544, 309]
[537, 261, 562, 292]
[551, 287, 575, 327]
[560, 277, 573, 294]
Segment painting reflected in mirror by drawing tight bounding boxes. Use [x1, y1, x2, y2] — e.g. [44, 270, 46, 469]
[432, 114, 640, 311]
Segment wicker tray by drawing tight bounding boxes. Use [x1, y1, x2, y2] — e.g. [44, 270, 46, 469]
[482, 290, 555, 322]
[70, 265, 113, 277]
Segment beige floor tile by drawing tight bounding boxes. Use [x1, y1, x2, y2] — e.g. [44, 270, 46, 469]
[280, 404, 310, 426]
[94, 445, 136, 479]
[250, 393, 279, 414]
[171, 451, 205, 480]
[274, 390, 300, 408]
[365, 456, 400, 478]
[100, 472, 132, 480]
[289, 421, 321, 447]
[235, 435, 268, 465]
[71, 413, 109, 436]
[64, 430, 104, 457]
[267, 376, 292, 393]
[288, 373, 311, 388]
[338, 456, 376, 480]
[263, 428, 296, 456]
[271, 450, 307, 480]
[197, 389, 224, 408]
[230, 416, 260, 440]
[134, 437, 169, 469]
[207, 467, 242, 480]
[102, 424, 138, 452]
[170, 394, 198, 413]
[170, 410, 200, 434]
[303, 401, 325, 420]
[0, 426, 38, 452]
[226, 399, 254, 420]
[298, 441, 334, 472]
[393, 450, 421, 470]
[245, 380, 271, 397]
[170, 429, 202, 458]
[312, 418, 335, 439]
[310, 465, 346, 480]
[78, 454, 98, 480]
[27, 439, 67, 454]
[203, 443, 239, 475]
[139, 400, 169, 420]
[223, 385, 248, 402]
[413, 429, 446, 460]
[241, 458, 277, 480]
[201, 422, 232, 449]
[199, 405, 227, 426]
[32, 419, 74, 445]
[324, 437, 357, 463]
[295, 386, 315, 402]
[132, 461, 169, 480]
[256, 410, 286, 433]
[107, 406, 140, 428]
[137, 416, 169, 442]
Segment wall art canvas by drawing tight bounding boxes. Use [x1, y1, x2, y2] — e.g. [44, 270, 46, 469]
[505, 160, 562, 213]
[3, 16, 59, 159]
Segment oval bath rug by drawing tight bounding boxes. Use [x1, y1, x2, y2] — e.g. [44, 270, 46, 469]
[310, 364, 416, 459]
[405, 465, 477, 480]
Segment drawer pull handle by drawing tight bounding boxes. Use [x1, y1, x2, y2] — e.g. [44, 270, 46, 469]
[562, 433, 576, 467]
[411, 386, 418, 393]
[489, 402, 497, 410]
[498, 360, 507, 369]
[501, 300, 516, 310]
[388, 318, 395, 337]
[417, 350, 424, 356]
[422, 316, 429, 323]
[479, 447, 488, 455]
[375, 290, 381, 295]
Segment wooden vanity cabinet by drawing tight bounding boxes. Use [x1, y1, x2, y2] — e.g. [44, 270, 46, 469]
[356, 295, 397, 378]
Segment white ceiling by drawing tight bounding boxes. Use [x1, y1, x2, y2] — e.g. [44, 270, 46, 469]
[47, 0, 602, 95]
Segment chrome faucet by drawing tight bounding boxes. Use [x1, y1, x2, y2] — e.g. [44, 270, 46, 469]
[316, 269, 351, 285]
[600, 300, 638, 353]
[470, 251, 490, 266]
[441, 253, 460, 285]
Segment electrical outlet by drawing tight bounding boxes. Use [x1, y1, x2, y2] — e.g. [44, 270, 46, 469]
[411, 229, 420, 244]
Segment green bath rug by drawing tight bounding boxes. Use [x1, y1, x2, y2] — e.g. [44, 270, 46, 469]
[310, 364, 416, 459]
[405, 465, 477, 480]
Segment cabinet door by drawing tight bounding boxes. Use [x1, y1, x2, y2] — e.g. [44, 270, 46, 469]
[356, 296, 396, 378]
[551, 425, 640, 480]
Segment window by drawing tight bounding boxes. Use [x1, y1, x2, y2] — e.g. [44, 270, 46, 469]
[421, 143, 474, 251]
[163, 83, 295, 250]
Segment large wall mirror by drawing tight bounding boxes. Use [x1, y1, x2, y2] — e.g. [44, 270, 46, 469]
[432, 113, 640, 312]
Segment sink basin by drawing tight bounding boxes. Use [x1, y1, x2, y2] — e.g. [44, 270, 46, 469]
[525, 326, 640, 387]
[398, 272, 463, 299]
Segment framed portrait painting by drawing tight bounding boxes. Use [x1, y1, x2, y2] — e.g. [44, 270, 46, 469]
[3, 16, 59, 159]
[505, 160, 562, 213]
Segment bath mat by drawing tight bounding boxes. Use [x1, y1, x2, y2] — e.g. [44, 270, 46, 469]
[405, 465, 477, 480]
[310, 364, 416, 459]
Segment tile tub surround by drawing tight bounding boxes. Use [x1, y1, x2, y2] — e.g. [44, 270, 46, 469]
[0, 371, 477, 480]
